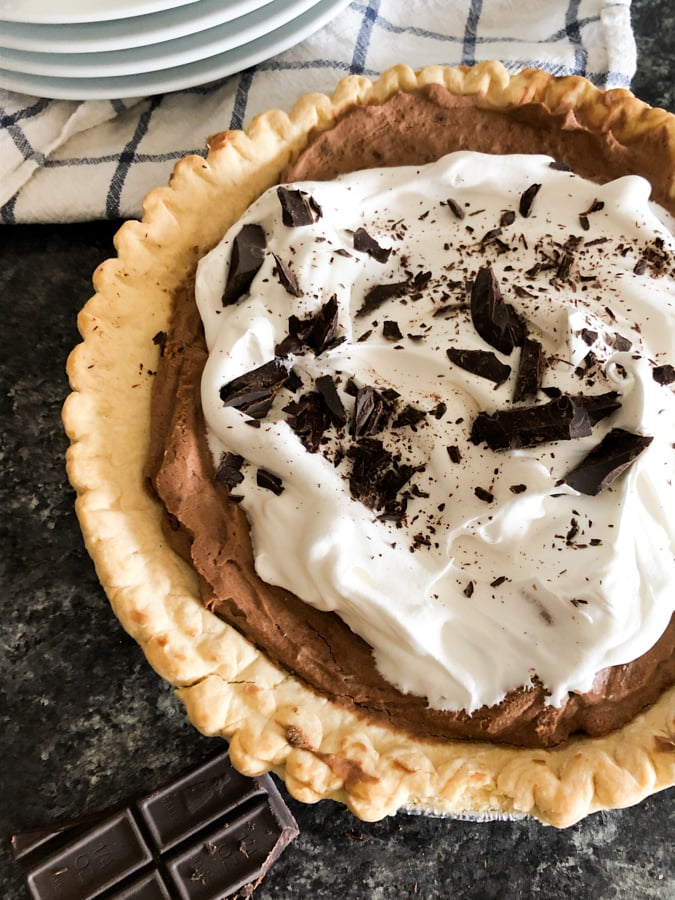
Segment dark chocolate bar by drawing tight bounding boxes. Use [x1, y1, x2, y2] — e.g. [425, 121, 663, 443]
[11, 751, 299, 900]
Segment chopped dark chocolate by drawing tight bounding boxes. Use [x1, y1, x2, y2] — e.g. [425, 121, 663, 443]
[470, 266, 525, 354]
[447, 445, 462, 463]
[276, 296, 341, 357]
[257, 468, 284, 495]
[222, 223, 267, 306]
[500, 210, 516, 227]
[11, 751, 298, 900]
[273, 254, 302, 296]
[576, 391, 621, 425]
[383, 320, 404, 341]
[351, 385, 393, 437]
[653, 363, 675, 385]
[214, 452, 245, 489]
[564, 428, 654, 495]
[277, 185, 322, 226]
[447, 347, 512, 385]
[470, 395, 593, 450]
[315, 374, 347, 426]
[219, 358, 289, 419]
[513, 337, 544, 402]
[611, 332, 633, 352]
[353, 227, 392, 262]
[519, 183, 541, 218]
[348, 437, 418, 514]
[284, 391, 331, 452]
[392, 404, 427, 429]
[474, 486, 495, 503]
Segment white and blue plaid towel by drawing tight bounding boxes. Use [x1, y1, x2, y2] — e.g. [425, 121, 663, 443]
[0, 0, 637, 224]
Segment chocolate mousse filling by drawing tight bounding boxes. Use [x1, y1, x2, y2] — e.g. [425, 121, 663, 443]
[145, 84, 675, 749]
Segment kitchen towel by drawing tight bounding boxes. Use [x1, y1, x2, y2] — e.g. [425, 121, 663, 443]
[0, 0, 637, 224]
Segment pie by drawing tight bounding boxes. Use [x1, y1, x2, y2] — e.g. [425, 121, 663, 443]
[63, 61, 675, 827]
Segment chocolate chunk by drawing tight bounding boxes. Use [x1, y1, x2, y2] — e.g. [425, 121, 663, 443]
[580, 328, 598, 346]
[470, 395, 593, 450]
[273, 254, 302, 296]
[383, 320, 403, 341]
[284, 392, 331, 453]
[306, 296, 342, 355]
[11, 751, 298, 900]
[513, 337, 544, 401]
[653, 363, 675, 385]
[353, 227, 392, 262]
[348, 438, 417, 514]
[577, 391, 621, 424]
[152, 330, 168, 354]
[470, 266, 525, 354]
[276, 296, 341, 358]
[447, 445, 462, 463]
[519, 183, 541, 217]
[214, 452, 245, 489]
[277, 186, 322, 226]
[500, 210, 516, 227]
[220, 358, 289, 419]
[315, 374, 347, 426]
[257, 468, 284, 495]
[474, 486, 494, 503]
[351, 385, 392, 436]
[549, 161, 572, 172]
[447, 347, 511, 385]
[611, 332, 633, 352]
[392, 404, 427, 429]
[222, 223, 267, 306]
[564, 428, 653, 495]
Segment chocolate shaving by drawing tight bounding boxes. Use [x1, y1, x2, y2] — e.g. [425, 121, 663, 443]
[513, 338, 544, 402]
[653, 364, 675, 385]
[445, 197, 465, 219]
[256, 468, 284, 495]
[277, 186, 322, 226]
[315, 374, 347, 425]
[564, 428, 653, 495]
[272, 254, 302, 296]
[470, 395, 593, 450]
[470, 266, 525, 354]
[519, 183, 541, 218]
[214, 452, 245, 488]
[222, 223, 266, 306]
[447, 347, 511, 385]
[353, 227, 392, 262]
[356, 281, 408, 318]
[219, 358, 288, 419]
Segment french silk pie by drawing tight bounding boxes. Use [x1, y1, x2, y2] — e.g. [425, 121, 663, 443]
[63, 62, 675, 827]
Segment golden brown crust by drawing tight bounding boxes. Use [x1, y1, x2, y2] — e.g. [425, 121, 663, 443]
[63, 61, 675, 826]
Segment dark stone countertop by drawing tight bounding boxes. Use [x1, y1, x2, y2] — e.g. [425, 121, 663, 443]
[2, 3, 674, 897]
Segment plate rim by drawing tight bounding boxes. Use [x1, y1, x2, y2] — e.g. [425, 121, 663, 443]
[0, 0, 351, 99]
[1, 0, 201, 25]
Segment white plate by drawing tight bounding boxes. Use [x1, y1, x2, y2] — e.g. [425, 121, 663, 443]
[0, 0, 349, 99]
[0, 0, 276, 53]
[0, 0, 200, 25]
[0, 0, 321, 76]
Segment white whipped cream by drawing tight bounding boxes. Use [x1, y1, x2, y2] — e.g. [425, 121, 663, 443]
[196, 152, 675, 712]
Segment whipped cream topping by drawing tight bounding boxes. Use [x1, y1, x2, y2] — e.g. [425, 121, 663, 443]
[196, 152, 675, 712]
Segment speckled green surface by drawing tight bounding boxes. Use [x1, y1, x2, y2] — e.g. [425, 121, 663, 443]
[2, 4, 673, 898]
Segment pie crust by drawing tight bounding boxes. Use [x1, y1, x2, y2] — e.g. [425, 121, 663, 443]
[63, 61, 675, 827]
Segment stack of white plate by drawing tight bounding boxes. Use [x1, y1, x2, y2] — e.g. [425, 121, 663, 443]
[0, 0, 349, 99]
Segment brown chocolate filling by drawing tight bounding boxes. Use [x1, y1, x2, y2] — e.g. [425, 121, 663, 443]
[146, 84, 675, 749]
